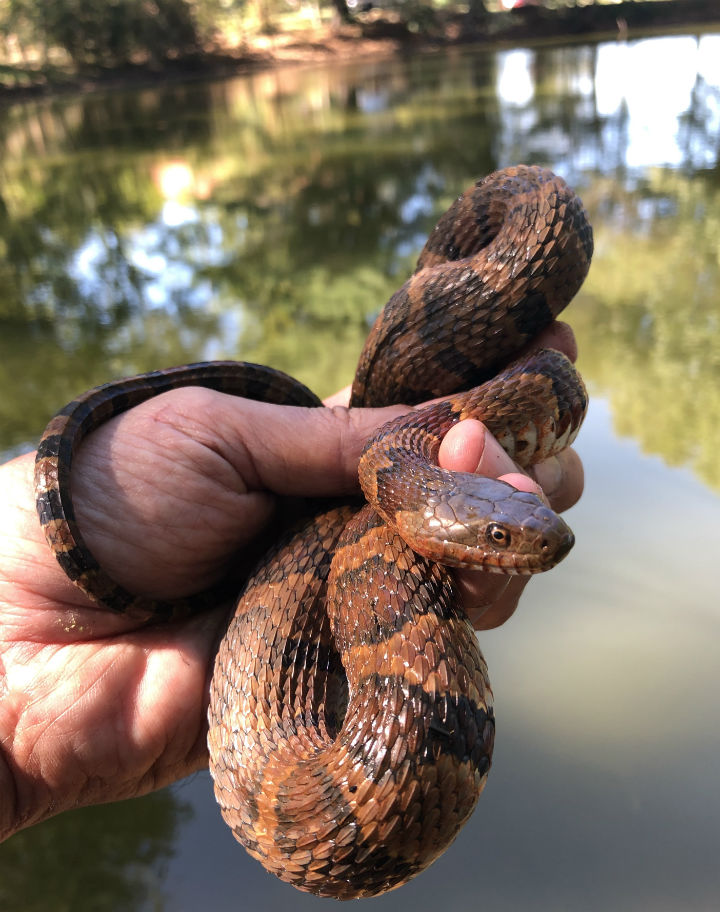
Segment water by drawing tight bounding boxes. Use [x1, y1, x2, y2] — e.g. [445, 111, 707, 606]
[1, 32, 719, 911]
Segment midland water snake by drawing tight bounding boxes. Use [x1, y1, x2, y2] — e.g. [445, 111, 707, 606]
[34, 165, 593, 898]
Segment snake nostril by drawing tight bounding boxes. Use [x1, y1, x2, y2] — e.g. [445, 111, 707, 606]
[554, 531, 575, 563]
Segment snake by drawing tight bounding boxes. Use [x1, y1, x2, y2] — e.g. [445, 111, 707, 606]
[34, 165, 593, 899]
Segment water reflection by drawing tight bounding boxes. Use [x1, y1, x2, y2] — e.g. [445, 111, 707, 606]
[577, 169, 720, 489]
[596, 36, 720, 169]
[495, 35, 720, 178]
[0, 789, 190, 911]
[2, 36, 719, 467]
[1, 30, 720, 911]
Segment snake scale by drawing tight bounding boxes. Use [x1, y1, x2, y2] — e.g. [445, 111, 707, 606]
[34, 165, 593, 899]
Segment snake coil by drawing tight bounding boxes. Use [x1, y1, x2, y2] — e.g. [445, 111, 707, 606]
[35, 166, 593, 899]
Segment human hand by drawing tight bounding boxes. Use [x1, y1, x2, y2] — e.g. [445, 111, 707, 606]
[0, 321, 582, 839]
[325, 319, 583, 629]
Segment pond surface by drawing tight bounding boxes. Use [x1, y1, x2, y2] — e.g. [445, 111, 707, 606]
[1, 31, 720, 912]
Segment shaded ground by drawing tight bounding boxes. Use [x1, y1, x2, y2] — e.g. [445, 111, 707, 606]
[1, 0, 719, 103]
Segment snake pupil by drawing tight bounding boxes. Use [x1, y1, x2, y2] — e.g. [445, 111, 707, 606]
[486, 522, 511, 549]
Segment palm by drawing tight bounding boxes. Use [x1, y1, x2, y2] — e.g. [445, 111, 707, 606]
[0, 395, 281, 833]
[2, 612, 219, 821]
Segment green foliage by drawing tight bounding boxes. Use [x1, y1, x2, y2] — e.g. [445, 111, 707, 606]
[0, 789, 191, 911]
[1, 46, 719, 494]
[0, 0, 477, 73]
[1, 0, 215, 68]
[49, 0, 200, 67]
[577, 170, 720, 490]
[0, 54, 500, 448]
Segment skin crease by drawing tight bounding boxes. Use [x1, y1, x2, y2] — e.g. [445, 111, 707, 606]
[0, 322, 583, 841]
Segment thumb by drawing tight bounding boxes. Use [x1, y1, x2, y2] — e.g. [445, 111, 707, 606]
[159, 387, 412, 499]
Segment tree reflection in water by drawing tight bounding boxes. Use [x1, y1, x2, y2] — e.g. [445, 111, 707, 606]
[0, 789, 190, 911]
[1, 32, 719, 910]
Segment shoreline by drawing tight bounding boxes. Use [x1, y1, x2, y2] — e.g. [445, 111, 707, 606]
[1, 1, 718, 106]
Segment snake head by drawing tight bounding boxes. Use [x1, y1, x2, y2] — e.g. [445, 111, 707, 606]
[393, 476, 575, 574]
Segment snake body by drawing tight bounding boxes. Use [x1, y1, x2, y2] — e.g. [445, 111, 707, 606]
[34, 166, 592, 899]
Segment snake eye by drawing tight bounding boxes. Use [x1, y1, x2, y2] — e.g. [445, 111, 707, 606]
[486, 522, 511, 549]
